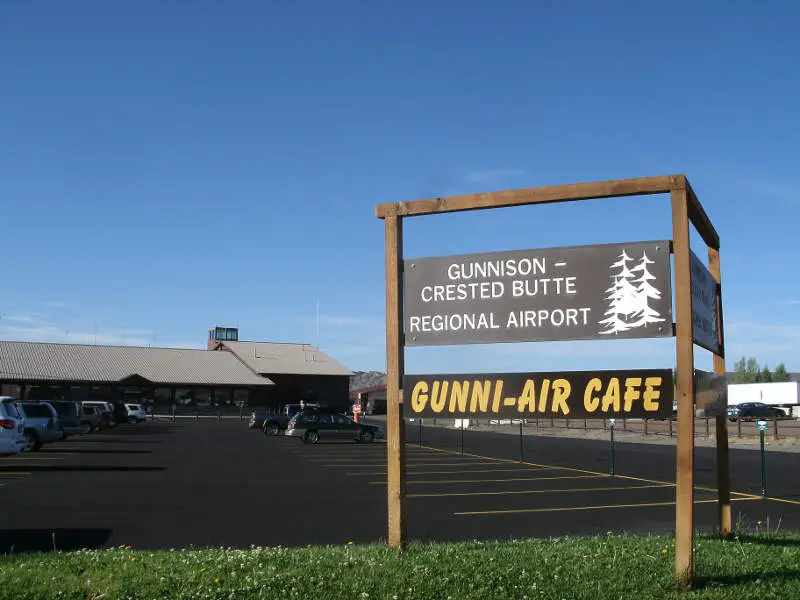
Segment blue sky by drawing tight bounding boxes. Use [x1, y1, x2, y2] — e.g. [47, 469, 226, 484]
[1, 1, 798, 375]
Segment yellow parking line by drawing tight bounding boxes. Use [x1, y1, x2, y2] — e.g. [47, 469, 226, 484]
[369, 474, 607, 485]
[416, 444, 757, 500]
[293, 445, 392, 449]
[310, 457, 484, 463]
[348, 467, 550, 476]
[611, 473, 756, 499]
[455, 496, 760, 516]
[302, 446, 438, 456]
[765, 496, 800, 506]
[727, 490, 763, 500]
[325, 461, 501, 468]
[321, 461, 497, 467]
[409, 482, 674, 498]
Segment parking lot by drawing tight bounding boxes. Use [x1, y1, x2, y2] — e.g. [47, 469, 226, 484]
[1, 418, 800, 552]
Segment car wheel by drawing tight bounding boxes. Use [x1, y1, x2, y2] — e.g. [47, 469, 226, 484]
[265, 423, 280, 436]
[359, 430, 374, 443]
[303, 430, 320, 444]
[24, 431, 41, 452]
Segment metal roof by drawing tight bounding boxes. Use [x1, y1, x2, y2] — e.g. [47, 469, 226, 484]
[0, 341, 274, 386]
[220, 341, 353, 376]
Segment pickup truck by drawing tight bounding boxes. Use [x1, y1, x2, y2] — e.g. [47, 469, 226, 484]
[262, 403, 320, 435]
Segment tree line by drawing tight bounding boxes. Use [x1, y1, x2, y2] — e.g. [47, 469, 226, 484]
[732, 357, 791, 383]
[670, 359, 793, 385]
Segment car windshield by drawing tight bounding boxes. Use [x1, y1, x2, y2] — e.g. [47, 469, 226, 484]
[128, 405, 140, 410]
[298, 412, 319, 424]
[51, 402, 74, 415]
[2, 401, 21, 418]
[22, 404, 53, 418]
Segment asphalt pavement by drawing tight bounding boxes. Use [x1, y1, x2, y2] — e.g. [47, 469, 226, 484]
[0, 418, 798, 552]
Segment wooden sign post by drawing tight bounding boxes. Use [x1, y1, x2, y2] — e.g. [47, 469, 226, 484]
[376, 174, 728, 586]
[384, 214, 406, 548]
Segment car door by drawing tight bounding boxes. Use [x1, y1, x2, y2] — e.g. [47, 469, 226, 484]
[752, 403, 770, 418]
[315, 413, 335, 440]
[331, 413, 358, 440]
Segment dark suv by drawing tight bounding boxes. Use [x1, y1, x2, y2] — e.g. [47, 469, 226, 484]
[727, 402, 787, 422]
[50, 401, 88, 436]
[285, 409, 384, 444]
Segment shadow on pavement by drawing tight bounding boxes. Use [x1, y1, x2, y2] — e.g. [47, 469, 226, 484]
[40, 449, 153, 455]
[62, 439, 163, 444]
[0, 465, 166, 473]
[0, 528, 113, 553]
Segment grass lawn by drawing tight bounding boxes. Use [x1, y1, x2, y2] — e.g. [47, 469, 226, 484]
[1, 533, 799, 599]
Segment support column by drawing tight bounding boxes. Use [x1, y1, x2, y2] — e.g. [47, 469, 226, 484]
[672, 182, 696, 585]
[708, 247, 731, 535]
[385, 214, 406, 548]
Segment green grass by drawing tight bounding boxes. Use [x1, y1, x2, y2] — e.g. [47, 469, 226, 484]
[1, 533, 799, 599]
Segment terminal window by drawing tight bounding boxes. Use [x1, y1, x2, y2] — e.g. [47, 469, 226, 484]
[211, 327, 239, 342]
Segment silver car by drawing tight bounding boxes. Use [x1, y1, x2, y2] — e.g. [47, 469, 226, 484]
[0, 397, 27, 456]
[285, 409, 384, 444]
[18, 401, 63, 451]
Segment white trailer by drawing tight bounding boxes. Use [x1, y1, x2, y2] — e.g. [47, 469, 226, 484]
[727, 382, 799, 413]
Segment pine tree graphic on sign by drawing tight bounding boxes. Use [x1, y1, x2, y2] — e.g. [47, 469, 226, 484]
[629, 250, 666, 327]
[599, 250, 665, 335]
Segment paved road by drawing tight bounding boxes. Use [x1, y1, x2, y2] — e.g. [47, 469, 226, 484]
[0, 419, 798, 552]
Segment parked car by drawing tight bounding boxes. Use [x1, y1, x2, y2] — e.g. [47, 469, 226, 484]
[0, 397, 27, 456]
[124, 403, 146, 423]
[285, 409, 384, 444]
[728, 402, 787, 422]
[82, 401, 115, 429]
[49, 401, 86, 436]
[262, 403, 319, 436]
[80, 404, 102, 432]
[17, 401, 63, 451]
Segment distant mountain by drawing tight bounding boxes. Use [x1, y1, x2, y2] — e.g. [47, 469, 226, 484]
[350, 370, 386, 391]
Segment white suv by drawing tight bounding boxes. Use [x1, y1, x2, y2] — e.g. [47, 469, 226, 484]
[124, 403, 146, 423]
[0, 397, 27, 456]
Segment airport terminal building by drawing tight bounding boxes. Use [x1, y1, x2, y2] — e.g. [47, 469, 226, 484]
[0, 327, 352, 413]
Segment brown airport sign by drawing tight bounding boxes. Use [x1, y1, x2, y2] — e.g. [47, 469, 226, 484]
[403, 240, 673, 346]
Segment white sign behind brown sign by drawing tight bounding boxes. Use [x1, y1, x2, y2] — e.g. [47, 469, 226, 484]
[689, 250, 721, 355]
